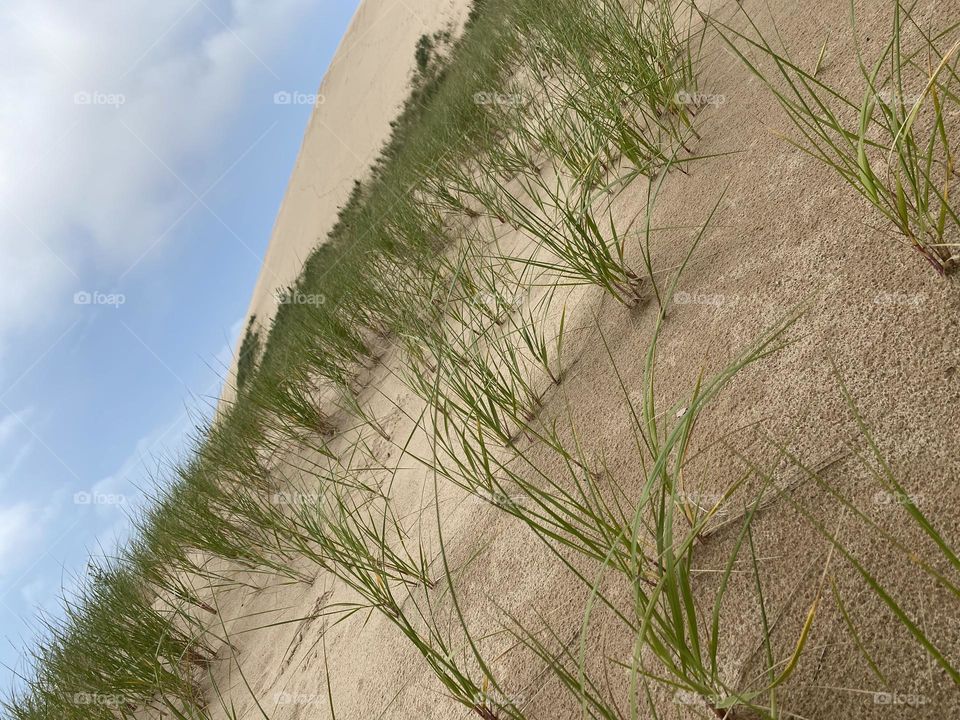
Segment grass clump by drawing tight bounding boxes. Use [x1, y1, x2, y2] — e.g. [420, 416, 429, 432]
[5, 559, 213, 720]
[235, 315, 262, 393]
[707, 0, 960, 274]
[781, 367, 960, 687]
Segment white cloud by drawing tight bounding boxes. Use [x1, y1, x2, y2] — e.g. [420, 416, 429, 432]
[0, 412, 21, 447]
[18, 575, 60, 618]
[0, 409, 35, 490]
[0, 406, 34, 444]
[0, 0, 315, 343]
[0, 442, 35, 492]
[0, 504, 43, 577]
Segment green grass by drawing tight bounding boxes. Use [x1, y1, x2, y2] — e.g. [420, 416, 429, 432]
[7, 1, 959, 719]
[778, 364, 960, 686]
[7, 559, 213, 720]
[418, 222, 818, 717]
[706, 0, 960, 275]
[235, 315, 262, 393]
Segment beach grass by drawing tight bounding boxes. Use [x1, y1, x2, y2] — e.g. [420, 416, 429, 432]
[705, 0, 960, 274]
[6, 1, 959, 719]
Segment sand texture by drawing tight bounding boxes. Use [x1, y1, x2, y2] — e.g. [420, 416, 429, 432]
[198, 0, 960, 718]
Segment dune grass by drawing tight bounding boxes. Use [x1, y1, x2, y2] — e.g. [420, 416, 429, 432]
[778, 365, 960, 686]
[6, 1, 959, 719]
[234, 316, 262, 393]
[706, 0, 960, 275]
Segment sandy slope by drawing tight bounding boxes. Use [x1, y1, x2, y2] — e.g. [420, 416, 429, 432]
[222, 0, 473, 404]
[198, 0, 960, 718]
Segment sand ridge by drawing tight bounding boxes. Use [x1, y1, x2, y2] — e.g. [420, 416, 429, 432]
[223, 0, 474, 405]
[200, 0, 960, 718]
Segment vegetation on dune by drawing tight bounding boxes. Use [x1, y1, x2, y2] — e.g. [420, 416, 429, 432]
[706, 0, 960, 275]
[234, 315, 262, 393]
[415, 28, 453, 78]
[6, 1, 959, 719]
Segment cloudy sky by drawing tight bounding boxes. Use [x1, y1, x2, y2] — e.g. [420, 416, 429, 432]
[0, 0, 360, 690]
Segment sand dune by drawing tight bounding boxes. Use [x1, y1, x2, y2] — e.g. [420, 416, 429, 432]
[206, 2, 960, 717]
[19, 0, 956, 717]
[224, 0, 473, 401]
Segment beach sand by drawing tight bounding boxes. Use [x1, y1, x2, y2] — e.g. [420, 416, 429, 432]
[203, 0, 960, 717]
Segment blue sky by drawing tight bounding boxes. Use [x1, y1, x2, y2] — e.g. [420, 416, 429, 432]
[0, 0, 361, 691]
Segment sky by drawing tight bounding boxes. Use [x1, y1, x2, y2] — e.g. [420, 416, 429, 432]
[0, 0, 361, 693]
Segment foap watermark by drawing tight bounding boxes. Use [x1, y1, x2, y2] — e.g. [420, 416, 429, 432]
[477, 487, 524, 511]
[74, 290, 126, 308]
[72, 693, 123, 708]
[74, 91, 126, 108]
[674, 689, 714, 707]
[874, 291, 926, 307]
[872, 690, 929, 708]
[470, 288, 528, 314]
[271, 491, 322, 507]
[875, 89, 927, 107]
[274, 91, 325, 107]
[628, 390, 684, 413]
[676, 491, 725, 509]
[673, 290, 736, 308]
[470, 688, 527, 712]
[274, 692, 324, 706]
[74, 491, 127, 507]
[872, 490, 925, 508]
[675, 90, 726, 108]
[473, 91, 524, 107]
[275, 288, 326, 306]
